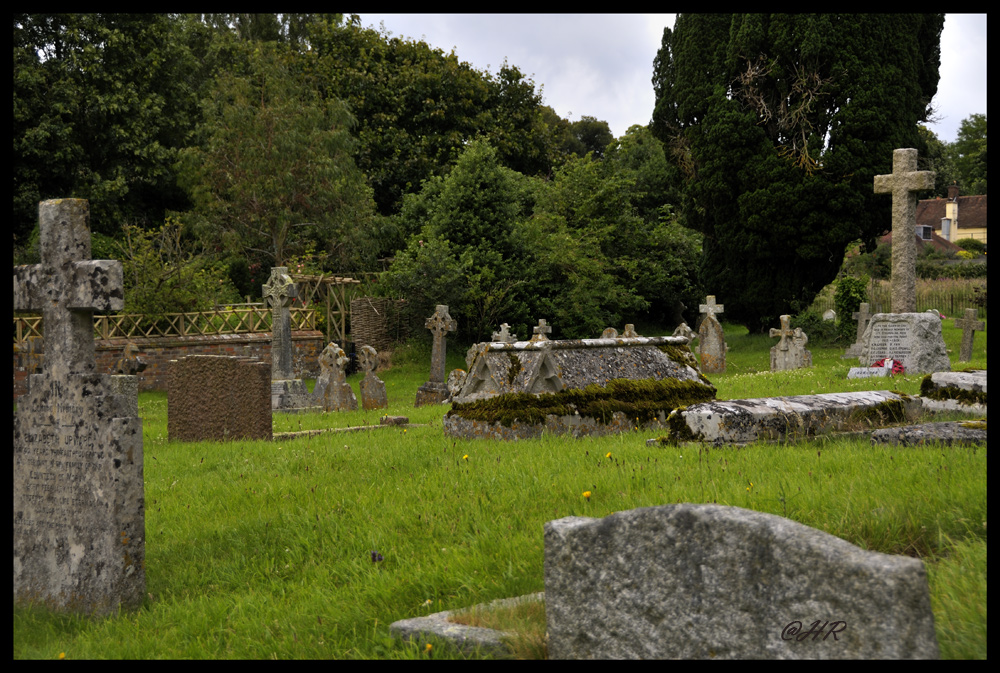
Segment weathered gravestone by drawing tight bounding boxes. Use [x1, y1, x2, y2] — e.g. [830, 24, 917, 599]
[13, 199, 145, 615]
[858, 312, 950, 374]
[415, 304, 457, 406]
[168, 355, 272, 441]
[842, 303, 873, 359]
[874, 148, 935, 314]
[847, 359, 897, 380]
[358, 344, 388, 410]
[445, 328, 716, 440]
[545, 504, 939, 659]
[263, 267, 312, 411]
[954, 308, 985, 362]
[769, 315, 812, 371]
[698, 295, 726, 373]
[314, 343, 357, 412]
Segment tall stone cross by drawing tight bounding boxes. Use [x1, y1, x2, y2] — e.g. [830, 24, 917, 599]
[425, 304, 457, 384]
[699, 295, 724, 321]
[531, 319, 553, 342]
[769, 314, 794, 352]
[874, 148, 935, 314]
[263, 267, 298, 380]
[13, 199, 124, 376]
[954, 308, 985, 362]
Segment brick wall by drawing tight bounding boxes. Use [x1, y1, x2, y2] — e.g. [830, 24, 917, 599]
[13, 330, 327, 400]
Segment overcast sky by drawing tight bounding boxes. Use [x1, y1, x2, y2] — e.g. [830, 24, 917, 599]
[356, 13, 986, 145]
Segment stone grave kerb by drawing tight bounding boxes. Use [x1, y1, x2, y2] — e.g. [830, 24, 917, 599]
[425, 304, 457, 384]
[769, 314, 794, 351]
[262, 266, 298, 380]
[954, 308, 985, 362]
[13, 199, 124, 376]
[874, 148, 935, 314]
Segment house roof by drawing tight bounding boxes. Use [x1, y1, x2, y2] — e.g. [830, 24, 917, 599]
[916, 193, 988, 232]
[878, 229, 964, 254]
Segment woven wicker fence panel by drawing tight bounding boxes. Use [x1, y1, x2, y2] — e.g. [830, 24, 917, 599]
[350, 297, 408, 352]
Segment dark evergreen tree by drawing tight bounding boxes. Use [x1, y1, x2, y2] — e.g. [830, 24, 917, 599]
[652, 14, 944, 332]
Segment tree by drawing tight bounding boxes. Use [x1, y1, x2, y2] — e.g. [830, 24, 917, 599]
[13, 14, 201, 243]
[948, 113, 987, 195]
[652, 14, 945, 332]
[569, 116, 615, 159]
[176, 44, 376, 269]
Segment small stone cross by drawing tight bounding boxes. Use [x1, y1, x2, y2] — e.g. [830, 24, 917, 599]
[530, 319, 553, 342]
[13, 199, 124, 377]
[700, 296, 724, 320]
[492, 323, 517, 343]
[874, 149, 935, 313]
[425, 305, 457, 384]
[769, 315, 794, 351]
[852, 303, 873, 344]
[954, 308, 985, 362]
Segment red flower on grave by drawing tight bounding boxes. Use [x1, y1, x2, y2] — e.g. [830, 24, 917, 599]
[870, 359, 905, 376]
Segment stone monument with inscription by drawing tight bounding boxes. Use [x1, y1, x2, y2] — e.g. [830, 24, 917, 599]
[13, 199, 145, 615]
[697, 296, 726, 373]
[858, 313, 950, 374]
[262, 267, 313, 411]
[415, 304, 457, 406]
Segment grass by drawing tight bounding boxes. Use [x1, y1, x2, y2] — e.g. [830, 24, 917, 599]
[13, 322, 987, 659]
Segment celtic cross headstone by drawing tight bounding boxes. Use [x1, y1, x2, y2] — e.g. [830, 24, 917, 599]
[415, 305, 457, 406]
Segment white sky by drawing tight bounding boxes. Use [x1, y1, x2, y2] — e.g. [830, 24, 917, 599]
[355, 13, 986, 144]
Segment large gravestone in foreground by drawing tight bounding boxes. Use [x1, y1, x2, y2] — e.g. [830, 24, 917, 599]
[545, 504, 939, 659]
[13, 199, 145, 615]
[859, 312, 950, 374]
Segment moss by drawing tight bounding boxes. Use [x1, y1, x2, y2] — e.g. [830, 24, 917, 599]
[919, 376, 987, 405]
[849, 399, 908, 427]
[664, 406, 701, 443]
[448, 378, 716, 429]
[658, 343, 713, 384]
[960, 420, 987, 431]
[506, 352, 522, 386]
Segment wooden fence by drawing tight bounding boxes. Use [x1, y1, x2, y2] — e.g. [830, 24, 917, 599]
[13, 306, 316, 345]
[811, 278, 987, 319]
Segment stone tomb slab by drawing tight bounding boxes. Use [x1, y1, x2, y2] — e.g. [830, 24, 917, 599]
[859, 312, 950, 374]
[665, 390, 922, 445]
[871, 420, 986, 447]
[545, 504, 939, 659]
[452, 335, 705, 404]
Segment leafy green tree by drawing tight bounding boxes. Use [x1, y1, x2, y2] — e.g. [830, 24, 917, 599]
[13, 13, 201, 243]
[176, 44, 377, 270]
[569, 116, 615, 159]
[948, 113, 987, 195]
[918, 124, 957, 196]
[652, 14, 945, 332]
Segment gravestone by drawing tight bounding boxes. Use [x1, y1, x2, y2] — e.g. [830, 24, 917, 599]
[317, 344, 357, 412]
[858, 312, 949, 374]
[491, 323, 517, 343]
[358, 344, 388, 410]
[698, 295, 726, 373]
[415, 304, 457, 406]
[672, 321, 696, 344]
[874, 148, 935, 313]
[168, 355, 272, 441]
[13, 199, 145, 615]
[545, 504, 939, 659]
[954, 308, 985, 362]
[842, 303, 873, 359]
[847, 360, 897, 379]
[530, 318, 553, 342]
[262, 267, 311, 411]
[769, 315, 812, 371]
[822, 308, 836, 321]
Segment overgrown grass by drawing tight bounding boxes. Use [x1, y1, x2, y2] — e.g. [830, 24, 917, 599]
[14, 324, 986, 659]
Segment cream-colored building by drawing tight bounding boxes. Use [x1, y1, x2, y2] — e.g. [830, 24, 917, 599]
[916, 183, 988, 245]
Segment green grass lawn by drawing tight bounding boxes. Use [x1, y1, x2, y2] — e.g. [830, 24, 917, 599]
[13, 322, 987, 659]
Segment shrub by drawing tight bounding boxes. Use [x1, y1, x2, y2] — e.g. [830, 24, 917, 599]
[956, 238, 986, 255]
[834, 276, 869, 341]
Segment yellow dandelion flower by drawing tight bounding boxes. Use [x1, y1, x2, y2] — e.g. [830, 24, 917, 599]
[606, 452, 612, 459]
[426, 643, 433, 653]
[583, 491, 592, 500]
[463, 454, 469, 461]
[59, 653, 66, 660]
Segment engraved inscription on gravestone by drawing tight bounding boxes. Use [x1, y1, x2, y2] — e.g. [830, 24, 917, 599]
[14, 199, 145, 615]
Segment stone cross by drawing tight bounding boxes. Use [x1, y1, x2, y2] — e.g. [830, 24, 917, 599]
[425, 304, 457, 384]
[874, 148, 935, 313]
[13, 199, 124, 376]
[622, 324, 640, 338]
[769, 314, 794, 352]
[954, 308, 985, 362]
[699, 295, 724, 321]
[263, 267, 298, 380]
[14, 199, 144, 615]
[492, 323, 517, 343]
[852, 303, 873, 344]
[531, 319, 553, 342]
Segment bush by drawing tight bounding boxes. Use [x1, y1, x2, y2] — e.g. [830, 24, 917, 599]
[790, 308, 839, 346]
[834, 276, 869, 341]
[956, 238, 986, 254]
